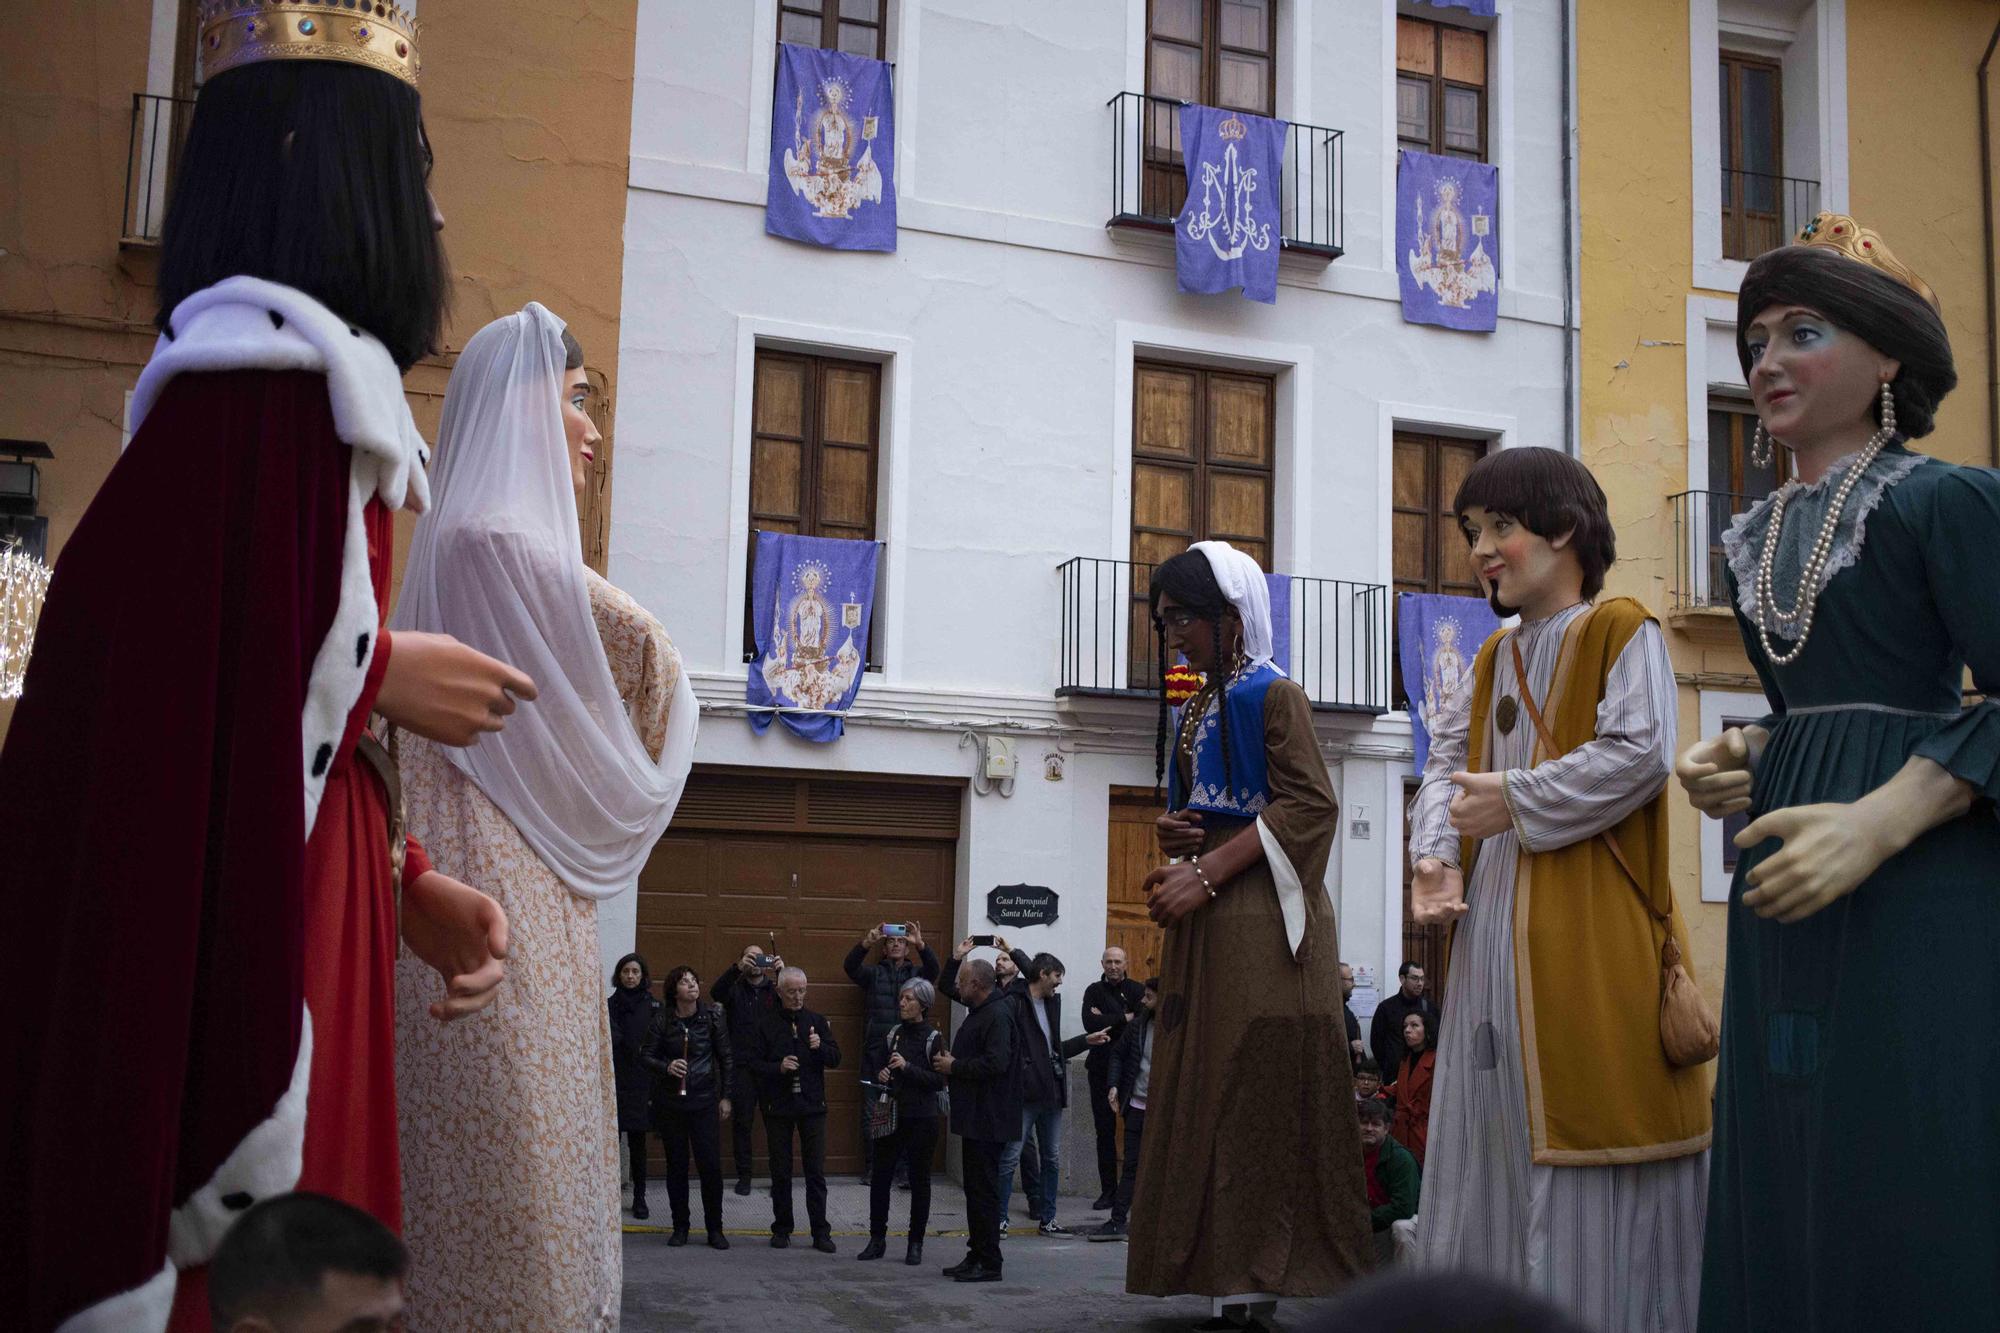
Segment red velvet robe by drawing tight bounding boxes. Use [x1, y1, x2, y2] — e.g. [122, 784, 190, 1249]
[0, 369, 426, 1332]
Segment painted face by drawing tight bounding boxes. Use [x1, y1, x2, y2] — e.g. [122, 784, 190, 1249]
[1156, 592, 1239, 675]
[1358, 1116, 1389, 1149]
[1743, 304, 1899, 456]
[675, 972, 701, 1004]
[1460, 506, 1573, 619]
[561, 365, 600, 499]
[1404, 1012, 1427, 1052]
[617, 961, 642, 989]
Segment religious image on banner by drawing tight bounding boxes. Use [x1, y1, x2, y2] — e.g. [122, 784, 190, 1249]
[1398, 150, 1499, 331]
[1267, 572, 1293, 676]
[1176, 104, 1288, 304]
[1398, 592, 1501, 773]
[766, 43, 896, 252]
[747, 530, 880, 742]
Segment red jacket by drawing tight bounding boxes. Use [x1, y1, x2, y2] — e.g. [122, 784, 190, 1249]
[1389, 1048, 1436, 1168]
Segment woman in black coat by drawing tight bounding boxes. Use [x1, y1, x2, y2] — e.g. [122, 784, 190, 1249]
[641, 965, 735, 1248]
[859, 977, 949, 1267]
[608, 952, 662, 1219]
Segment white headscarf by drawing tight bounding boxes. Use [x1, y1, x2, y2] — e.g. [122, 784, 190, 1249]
[1191, 540, 1279, 671]
[391, 304, 690, 900]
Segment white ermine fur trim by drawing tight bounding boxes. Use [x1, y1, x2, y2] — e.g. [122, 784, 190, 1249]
[167, 1008, 313, 1268]
[300, 471, 381, 835]
[54, 1258, 176, 1333]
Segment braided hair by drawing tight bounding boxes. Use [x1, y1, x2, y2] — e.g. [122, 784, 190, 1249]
[1149, 551, 1240, 809]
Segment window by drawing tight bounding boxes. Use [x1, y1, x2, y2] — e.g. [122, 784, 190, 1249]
[1129, 361, 1275, 687]
[1696, 398, 1787, 604]
[779, 0, 887, 59]
[745, 349, 883, 665]
[1143, 0, 1278, 216]
[1396, 16, 1488, 161]
[1719, 52, 1783, 260]
[1391, 431, 1485, 709]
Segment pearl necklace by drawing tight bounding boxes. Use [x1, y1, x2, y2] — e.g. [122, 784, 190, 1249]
[1752, 422, 1896, 667]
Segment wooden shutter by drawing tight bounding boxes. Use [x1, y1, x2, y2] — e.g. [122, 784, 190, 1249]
[1391, 432, 1485, 708]
[1719, 52, 1783, 260]
[1142, 0, 1279, 216]
[778, 0, 886, 59]
[1396, 16, 1487, 161]
[1106, 788, 1167, 981]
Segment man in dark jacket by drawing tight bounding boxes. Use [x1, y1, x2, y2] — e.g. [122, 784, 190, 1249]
[845, 922, 941, 1178]
[712, 943, 783, 1194]
[1341, 961, 1365, 1070]
[1080, 945, 1146, 1210]
[748, 967, 842, 1252]
[932, 959, 1017, 1283]
[1370, 961, 1440, 1088]
[998, 950, 1106, 1236]
[1090, 977, 1159, 1242]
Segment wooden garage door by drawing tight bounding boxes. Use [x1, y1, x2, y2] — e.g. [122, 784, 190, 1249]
[634, 767, 961, 1175]
[1106, 788, 1166, 983]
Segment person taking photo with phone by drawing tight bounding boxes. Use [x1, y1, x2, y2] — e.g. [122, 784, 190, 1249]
[845, 921, 940, 1181]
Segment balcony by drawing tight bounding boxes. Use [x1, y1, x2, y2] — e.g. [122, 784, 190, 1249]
[1721, 168, 1819, 262]
[1056, 556, 1389, 713]
[122, 93, 194, 246]
[1106, 92, 1344, 259]
[1671, 490, 1763, 610]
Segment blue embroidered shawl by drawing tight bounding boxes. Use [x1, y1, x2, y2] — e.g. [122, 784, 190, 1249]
[1168, 661, 1282, 818]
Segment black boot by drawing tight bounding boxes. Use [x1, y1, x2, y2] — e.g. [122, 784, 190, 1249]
[857, 1236, 887, 1261]
[904, 1236, 923, 1266]
[667, 1226, 688, 1247]
[708, 1230, 730, 1250]
[632, 1197, 649, 1220]
[734, 1177, 753, 1197]
[1090, 1191, 1115, 1211]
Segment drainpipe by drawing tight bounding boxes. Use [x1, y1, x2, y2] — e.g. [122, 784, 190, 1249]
[1560, 0, 1578, 457]
[1979, 17, 1999, 467]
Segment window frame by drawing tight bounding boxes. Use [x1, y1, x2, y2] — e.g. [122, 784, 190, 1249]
[778, 0, 888, 61]
[1718, 50, 1785, 262]
[1389, 430, 1487, 711]
[1395, 15, 1489, 163]
[1140, 0, 1280, 218]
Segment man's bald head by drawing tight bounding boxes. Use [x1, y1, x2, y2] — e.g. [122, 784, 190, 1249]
[1101, 947, 1128, 982]
[958, 958, 997, 1004]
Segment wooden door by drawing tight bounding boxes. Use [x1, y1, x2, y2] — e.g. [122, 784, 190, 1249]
[1107, 788, 1167, 982]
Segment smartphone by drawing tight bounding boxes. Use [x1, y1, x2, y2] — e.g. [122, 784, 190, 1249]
[750, 954, 775, 969]
[881, 923, 910, 938]
[970, 934, 995, 948]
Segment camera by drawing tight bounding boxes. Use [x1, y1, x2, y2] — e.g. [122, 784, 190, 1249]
[751, 953, 776, 968]
[970, 934, 995, 948]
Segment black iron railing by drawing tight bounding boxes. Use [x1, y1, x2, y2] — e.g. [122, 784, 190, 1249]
[1107, 92, 1344, 258]
[1057, 556, 1388, 712]
[122, 92, 194, 244]
[1671, 490, 1763, 609]
[1721, 169, 1819, 261]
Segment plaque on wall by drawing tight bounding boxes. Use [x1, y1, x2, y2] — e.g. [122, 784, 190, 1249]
[986, 883, 1058, 927]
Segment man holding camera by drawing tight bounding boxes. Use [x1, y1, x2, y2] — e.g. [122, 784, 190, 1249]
[998, 951, 1109, 1237]
[748, 967, 842, 1252]
[932, 959, 1018, 1283]
[845, 922, 940, 1181]
[1081, 946, 1147, 1210]
[713, 943, 784, 1195]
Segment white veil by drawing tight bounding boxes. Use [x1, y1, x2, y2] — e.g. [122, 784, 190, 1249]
[1191, 539, 1279, 671]
[390, 303, 690, 900]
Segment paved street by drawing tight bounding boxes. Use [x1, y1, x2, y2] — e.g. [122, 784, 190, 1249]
[620, 1177, 1343, 1332]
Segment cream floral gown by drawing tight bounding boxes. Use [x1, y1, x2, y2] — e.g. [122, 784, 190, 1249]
[394, 570, 681, 1330]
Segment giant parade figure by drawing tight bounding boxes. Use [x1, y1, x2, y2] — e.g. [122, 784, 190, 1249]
[0, 6, 534, 1329]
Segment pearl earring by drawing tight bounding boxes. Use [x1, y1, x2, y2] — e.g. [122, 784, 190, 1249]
[1878, 380, 1897, 435]
[1750, 420, 1773, 468]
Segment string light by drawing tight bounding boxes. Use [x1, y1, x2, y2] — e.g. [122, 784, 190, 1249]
[0, 539, 52, 699]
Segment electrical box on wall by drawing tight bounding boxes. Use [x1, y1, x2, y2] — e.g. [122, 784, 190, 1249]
[983, 736, 1016, 780]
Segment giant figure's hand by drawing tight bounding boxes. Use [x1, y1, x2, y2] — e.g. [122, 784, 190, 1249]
[1737, 802, 1892, 923]
[1676, 726, 1768, 818]
[401, 870, 509, 1021]
[1446, 771, 1512, 840]
[1154, 811, 1205, 858]
[1409, 858, 1468, 926]
[1143, 862, 1211, 927]
[376, 630, 538, 747]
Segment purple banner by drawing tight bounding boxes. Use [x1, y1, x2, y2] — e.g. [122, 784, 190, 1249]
[1424, 0, 1496, 15]
[1267, 572, 1292, 676]
[1398, 592, 1500, 774]
[1398, 149, 1499, 331]
[1176, 104, 1288, 304]
[767, 43, 897, 252]
[747, 530, 880, 742]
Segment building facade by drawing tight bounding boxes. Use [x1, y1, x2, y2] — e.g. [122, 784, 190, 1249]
[1575, 0, 2000, 1009]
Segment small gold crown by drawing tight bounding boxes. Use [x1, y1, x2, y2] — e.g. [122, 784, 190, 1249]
[1217, 116, 1247, 141]
[199, 0, 421, 90]
[1796, 212, 1938, 311]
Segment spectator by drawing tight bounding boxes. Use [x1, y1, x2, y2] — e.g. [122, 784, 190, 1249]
[1089, 977, 1160, 1242]
[1388, 1010, 1437, 1169]
[640, 966, 733, 1249]
[1081, 946, 1147, 1210]
[998, 949, 1108, 1237]
[748, 966, 842, 1252]
[1357, 1099, 1418, 1266]
[712, 943, 783, 1195]
[1369, 962, 1439, 1087]
[1340, 962, 1364, 1069]
[1298, 1271, 1593, 1333]
[607, 953, 663, 1220]
[208, 1192, 406, 1333]
[1352, 1058, 1389, 1104]
[941, 935, 1039, 1226]
[845, 922, 940, 1181]
[933, 959, 1020, 1284]
[858, 978, 948, 1267]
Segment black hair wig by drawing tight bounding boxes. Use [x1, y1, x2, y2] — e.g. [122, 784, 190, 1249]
[156, 60, 449, 371]
[1147, 550, 1241, 805]
[1453, 447, 1616, 615]
[562, 328, 585, 371]
[209, 1192, 406, 1327]
[1736, 244, 1956, 439]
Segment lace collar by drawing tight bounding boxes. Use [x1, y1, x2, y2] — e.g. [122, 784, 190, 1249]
[1720, 444, 1925, 622]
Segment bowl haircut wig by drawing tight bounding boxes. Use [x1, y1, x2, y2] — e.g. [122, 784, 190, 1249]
[1736, 245, 1956, 439]
[156, 61, 449, 372]
[1452, 447, 1616, 614]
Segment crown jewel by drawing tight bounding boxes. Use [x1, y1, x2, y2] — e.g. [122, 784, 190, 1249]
[199, 0, 421, 89]
[1217, 116, 1248, 141]
[1796, 212, 1938, 310]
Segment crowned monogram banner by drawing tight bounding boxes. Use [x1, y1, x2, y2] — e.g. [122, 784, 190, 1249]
[1398, 150, 1499, 331]
[1266, 572, 1293, 676]
[1176, 104, 1288, 304]
[767, 43, 897, 252]
[747, 531, 880, 742]
[1398, 592, 1501, 774]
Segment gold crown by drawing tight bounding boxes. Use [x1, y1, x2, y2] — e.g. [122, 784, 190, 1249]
[1217, 116, 1248, 141]
[1796, 212, 1938, 310]
[199, 0, 421, 89]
